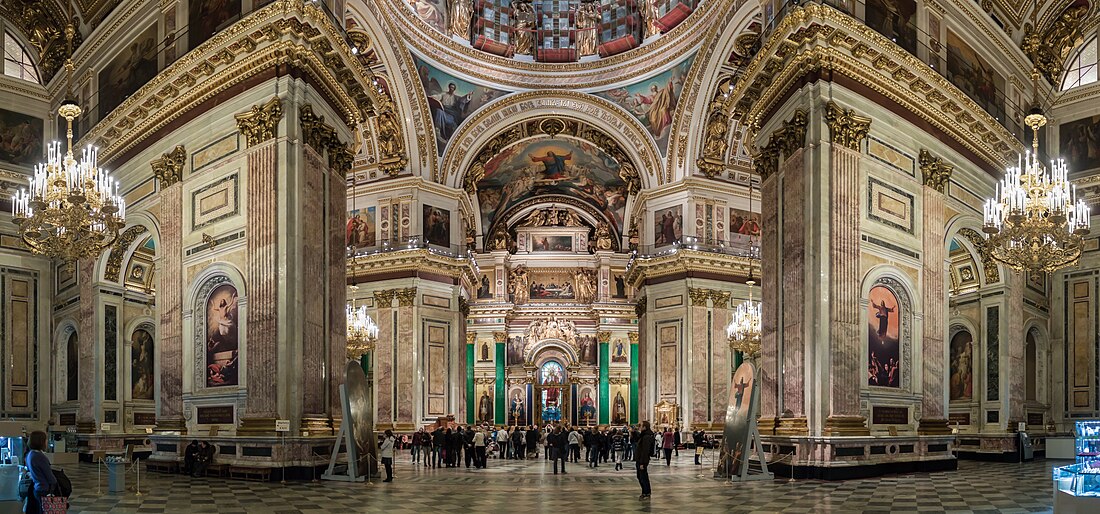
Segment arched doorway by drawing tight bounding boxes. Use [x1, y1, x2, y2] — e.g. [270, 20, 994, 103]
[536, 360, 569, 425]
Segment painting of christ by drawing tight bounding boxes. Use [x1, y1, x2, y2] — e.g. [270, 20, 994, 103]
[867, 285, 901, 388]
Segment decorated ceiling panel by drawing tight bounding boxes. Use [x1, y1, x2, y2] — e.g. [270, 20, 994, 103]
[413, 55, 513, 154]
[594, 53, 694, 152]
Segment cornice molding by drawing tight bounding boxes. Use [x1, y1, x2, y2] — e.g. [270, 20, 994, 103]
[348, 248, 477, 288]
[625, 249, 760, 288]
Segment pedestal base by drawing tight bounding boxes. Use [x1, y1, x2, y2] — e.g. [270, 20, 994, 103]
[917, 418, 952, 435]
[237, 417, 278, 436]
[775, 417, 809, 436]
[154, 416, 187, 435]
[76, 421, 96, 435]
[759, 434, 956, 480]
[824, 415, 870, 436]
[300, 416, 333, 436]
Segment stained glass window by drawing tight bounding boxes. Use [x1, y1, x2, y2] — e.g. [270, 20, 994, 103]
[540, 361, 565, 384]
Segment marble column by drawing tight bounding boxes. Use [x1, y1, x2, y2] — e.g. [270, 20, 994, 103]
[918, 150, 951, 434]
[154, 178, 185, 432]
[466, 333, 476, 424]
[759, 170, 780, 434]
[301, 148, 327, 417]
[779, 149, 808, 435]
[823, 102, 871, 436]
[374, 290, 395, 428]
[395, 287, 416, 428]
[1006, 272, 1026, 427]
[327, 162, 347, 422]
[710, 291, 731, 428]
[629, 332, 640, 423]
[636, 299, 649, 422]
[598, 331, 610, 424]
[494, 331, 507, 422]
[76, 258, 97, 433]
[688, 288, 709, 428]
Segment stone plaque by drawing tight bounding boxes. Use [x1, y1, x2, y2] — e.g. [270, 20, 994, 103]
[1027, 413, 1044, 427]
[871, 406, 909, 425]
[949, 412, 970, 425]
[59, 413, 76, 426]
[197, 405, 235, 425]
[134, 412, 157, 426]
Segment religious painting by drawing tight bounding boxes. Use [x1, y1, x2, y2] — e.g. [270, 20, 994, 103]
[540, 361, 565, 385]
[66, 331, 78, 402]
[721, 362, 757, 478]
[188, 0, 243, 51]
[130, 328, 155, 401]
[423, 205, 451, 247]
[346, 207, 377, 250]
[508, 388, 527, 426]
[949, 329, 974, 401]
[1060, 115, 1100, 174]
[528, 270, 576, 300]
[865, 0, 917, 54]
[98, 24, 159, 121]
[477, 270, 494, 299]
[611, 338, 629, 363]
[205, 283, 239, 387]
[478, 341, 492, 362]
[654, 205, 683, 247]
[476, 137, 628, 233]
[476, 383, 494, 423]
[506, 336, 526, 366]
[596, 55, 695, 151]
[945, 30, 1005, 122]
[530, 235, 573, 252]
[408, 0, 446, 33]
[578, 386, 597, 425]
[612, 272, 628, 298]
[0, 108, 43, 166]
[867, 285, 901, 388]
[610, 386, 629, 424]
[728, 207, 760, 244]
[577, 335, 598, 365]
[343, 361, 378, 478]
[413, 56, 509, 154]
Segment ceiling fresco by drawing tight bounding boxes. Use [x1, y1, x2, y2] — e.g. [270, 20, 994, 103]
[412, 55, 512, 154]
[594, 54, 695, 153]
[476, 136, 628, 235]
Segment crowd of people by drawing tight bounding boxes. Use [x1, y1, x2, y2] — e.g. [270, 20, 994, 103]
[390, 421, 716, 500]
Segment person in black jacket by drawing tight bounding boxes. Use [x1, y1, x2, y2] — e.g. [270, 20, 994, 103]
[512, 427, 525, 459]
[583, 427, 595, 462]
[431, 427, 444, 468]
[464, 426, 476, 468]
[693, 429, 706, 465]
[673, 426, 681, 457]
[549, 426, 568, 474]
[634, 421, 655, 500]
[448, 428, 462, 468]
[588, 428, 602, 468]
[525, 425, 539, 460]
[183, 440, 200, 475]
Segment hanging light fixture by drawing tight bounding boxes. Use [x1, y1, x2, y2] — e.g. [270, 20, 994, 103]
[982, 69, 1090, 274]
[10, 23, 125, 269]
[727, 181, 762, 358]
[346, 285, 379, 360]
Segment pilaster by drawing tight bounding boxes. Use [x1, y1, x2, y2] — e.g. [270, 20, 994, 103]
[373, 289, 395, 428]
[918, 149, 952, 434]
[155, 170, 185, 432]
[395, 287, 416, 429]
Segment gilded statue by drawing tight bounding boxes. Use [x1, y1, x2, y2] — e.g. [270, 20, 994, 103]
[594, 222, 613, 251]
[509, 265, 529, 304]
[448, 0, 473, 40]
[641, 0, 661, 39]
[376, 111, 401, 157]
[575, 0, 600, 57]
[491, 226, 511, 251]
[574, 269, 597, 304]
[703, 114, 729, 159]
[513, 1, 535, 56]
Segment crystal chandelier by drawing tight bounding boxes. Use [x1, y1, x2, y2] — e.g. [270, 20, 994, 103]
[982, 103, 1090, 274]
[11, 102, 125, 268]
[727, 279, 762, 358]
[346, 286, 379, 360]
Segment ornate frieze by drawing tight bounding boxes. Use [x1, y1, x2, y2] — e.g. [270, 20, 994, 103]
[394, 287, 417, 307]
[104, 226, 148, 283]
[236, 97, 284, 147]
[918, 149, 954, 193]
[373, 289, 396, 307]
[957, 228, 1001, 284]
[348, 248, 477, 287]
[150, 145, 187, 188]
[824, 102, 871, 151]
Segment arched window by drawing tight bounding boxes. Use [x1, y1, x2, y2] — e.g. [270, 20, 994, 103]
[3, 30, 40, 83]
[1062, 35, 1097, 90]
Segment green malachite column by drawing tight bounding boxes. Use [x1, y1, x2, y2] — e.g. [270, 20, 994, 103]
[629, 336, 639, 424]
[361, 354, 371, 377]
[734, 350, 743, 370]
[467, 341, 475, 424]
[599, 341, 610, 424]
[495, 339, 506, 423]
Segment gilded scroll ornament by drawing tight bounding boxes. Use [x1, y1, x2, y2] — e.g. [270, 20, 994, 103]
[824, 101, 871, 151]
[104, 225, 148, 282]
[918, 149, 954, 193]
[375, 111, 408, 176]
[151, 145, 187, 188]
[374, 289, 396, 306]
[627, 332, 639, 344]
[395, 287, 417, 307]
[1021, 5, 1088, 85]
[957, 228, 1000, 284]
[594, 222, 613, 250]
[634, 295, 647, 317]
[235, 97, 283, 147]
[688, 288, 710, 307]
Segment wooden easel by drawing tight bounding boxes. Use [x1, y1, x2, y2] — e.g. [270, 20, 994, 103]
[321, 386, 364, 482]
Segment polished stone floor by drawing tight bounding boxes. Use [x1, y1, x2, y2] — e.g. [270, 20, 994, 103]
[60, 450, 1060, 513]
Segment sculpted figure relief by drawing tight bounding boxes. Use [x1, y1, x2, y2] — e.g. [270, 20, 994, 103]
[513, 1, 535, 56]
[641, 0, 661, 38]
[574, 269, 597, 304]
[575, 0, 600, 57]
[448, 0, 473, 40]
[509, 265, 529, 304]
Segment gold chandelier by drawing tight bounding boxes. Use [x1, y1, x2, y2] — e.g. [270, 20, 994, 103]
[11, 102, 125, 268]
[346, 286, 379, 360]
[982, 104, 1090, 274]
[727, 279, 761, 358]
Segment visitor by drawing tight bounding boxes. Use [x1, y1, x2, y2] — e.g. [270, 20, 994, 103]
[635, 421, 655, 500]
[22, 431, 58, 514]
[549, 426, 567, 474]
[612, 428, 625, 470]
[463, 426, 476, 468]
[600, 428, 610, 463]
[474, 427, 488, 469]
[588, 427, 602, 468]
[447, 427, 461, 468]
[410, 428, 422, 464]
[183, 439, 200, 475]
[627, 425, 638, 461]
[193, 441, 213, 476]
[673, 425, 682, 457]
[525, 425, 538, 460]
[540, 426, 549, 460]
[662, 427, 674, 466]
[496, 426, 510, 459]
[693, 428, 706, 465]
[568, 426, 582, 462]
[380, 430, 395, 483]
[583, 427, 594, 462]
[422, 426, 435, 467]
[431, 425, 444, 468]
[513, 426, 526, 459]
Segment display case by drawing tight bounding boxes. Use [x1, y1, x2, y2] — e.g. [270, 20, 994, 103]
[1053, 421, 1100, 513]
[1076, 420, 1100, 464]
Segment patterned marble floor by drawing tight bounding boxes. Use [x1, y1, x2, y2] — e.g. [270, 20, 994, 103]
[58, 451, 1060, 513]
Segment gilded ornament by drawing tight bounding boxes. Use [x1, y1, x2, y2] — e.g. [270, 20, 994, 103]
[150, 145, 187, 188]
[493, 331, 508, 343]
[512, 1, 535, 56]
[823, 101, 871, 151]
[574, 0, 600, 57]
[594, 222, 613, 250]
[374, 289, 396, 306]
[596, 331, 611, 343]
[634, 296, 647, 317]
[235, 97, 283, 147]
[957, 228, 1000, 284]
[509, 265, 529, 304]
[1021, 5, 1089, 84]
[688, 288, 710, 307]
[918, 149, 953, 193]
[104, 226, 148, 283]
[394, 287, 417, 307]
[627, 332, 639, 344]
[375, 111, 407, 176]
[459, 296, 470, 316]
[447, 0, 473, 40]
[466, 332, 477, 345]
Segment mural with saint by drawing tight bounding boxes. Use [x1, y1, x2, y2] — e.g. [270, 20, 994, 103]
[413, 56, 509, 154]
[0, 109, 43, 166]
[867, 285, 901, 388]
[949, 330, 974, 401]
[130, 328, 155, 400]
[98, 24, 159, 120]
[596, 55, 695, 151]
[206, 283, 239, 387]
[346, 207, 377, 249]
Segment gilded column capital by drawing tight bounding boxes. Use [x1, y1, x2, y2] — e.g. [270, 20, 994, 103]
[373, 289, 395, 307]
[395, 287, 417, 307]
[634, 296, 647, 317]
[459, 296, 470, 317]
[775, 109, 808, 156]
[465, 333, 477, 345]
[151, 145, 186, 188]
[824, 101, 871, 151]
[627, 332, 639, 345]
[688, 288, 710, 307]
[235, 97, 283, 147]
[596, 331, 611, 343]
[919, 149, 954, 193]
[708, 290, 732, 308]
[492, 331, 507, 343]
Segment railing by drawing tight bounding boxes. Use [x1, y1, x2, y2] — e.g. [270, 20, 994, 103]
[626, 236, 759, 273]
[346, 235, 480, 274]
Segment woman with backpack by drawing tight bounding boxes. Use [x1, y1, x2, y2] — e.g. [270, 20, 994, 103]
[22, 431, 58, 514]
